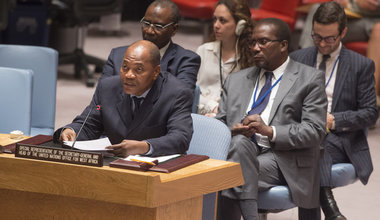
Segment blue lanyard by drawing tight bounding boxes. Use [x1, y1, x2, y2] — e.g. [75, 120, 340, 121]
[250, 74, 283, 110]
[314, 55, 340, 87]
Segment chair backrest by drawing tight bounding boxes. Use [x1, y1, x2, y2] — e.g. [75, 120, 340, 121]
[187, 113, 231, 220]
[188, 113, 231, 160]
[74, 0, 123, 23]
[0, 44, 58, 136]
[0, 67, 33, 135]
[251, 0, 302, 29]
[260, 0, 301, 18]
[192, 85, 201, 113]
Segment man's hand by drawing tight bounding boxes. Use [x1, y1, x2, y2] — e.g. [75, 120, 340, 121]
[231, 123, 254, 137]
[106, 140, 150, 157]
[242, 114, 273, 139]
[60, 128, 76, 142]
[326, 113, 335, 130]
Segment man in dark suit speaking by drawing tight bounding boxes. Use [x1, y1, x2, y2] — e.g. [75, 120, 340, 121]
[54, 40, 193, 157]
[216, 18, 327, 220]
[290, 2, 378, 219]
[100, 0, 200, 90]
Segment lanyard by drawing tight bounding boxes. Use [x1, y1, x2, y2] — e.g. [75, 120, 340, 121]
[250, 73, 283, 110]
[314, 55, 340, 87]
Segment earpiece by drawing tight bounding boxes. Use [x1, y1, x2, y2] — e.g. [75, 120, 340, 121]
[235, 19, 247, 36]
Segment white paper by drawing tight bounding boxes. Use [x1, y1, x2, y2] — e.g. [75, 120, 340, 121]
[64, 137, 112, 151]
[124, 154, 181, 163]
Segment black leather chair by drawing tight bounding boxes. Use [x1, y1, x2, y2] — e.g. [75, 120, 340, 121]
[51, 0, 123, 87]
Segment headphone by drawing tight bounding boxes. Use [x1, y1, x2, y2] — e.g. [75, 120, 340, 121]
[235, 19, 247, 36]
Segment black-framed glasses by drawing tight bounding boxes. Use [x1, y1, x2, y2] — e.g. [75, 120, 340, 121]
[311, 33, 340, 44]
[249, 38, 282, 48]
[140, 17, 175, 32]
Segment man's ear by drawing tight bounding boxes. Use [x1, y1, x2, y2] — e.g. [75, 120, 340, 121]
[280, 40, 289, 53]
[340, 27, 348, 39]
[153, 65, 160, 80]
[171, 23, 179, 37]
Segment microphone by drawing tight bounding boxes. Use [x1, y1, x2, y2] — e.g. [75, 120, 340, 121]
[71, 105, 101, 149]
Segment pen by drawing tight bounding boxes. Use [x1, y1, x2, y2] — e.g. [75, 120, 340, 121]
[130, 158, 156, 166]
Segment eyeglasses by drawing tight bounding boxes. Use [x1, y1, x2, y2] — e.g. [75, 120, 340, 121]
[249, 38, 282, 48]
[311, 33, 340, 44]
[140, 17, 175, 32]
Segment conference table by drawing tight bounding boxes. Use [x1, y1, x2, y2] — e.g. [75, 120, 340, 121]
[0, 134, 244, 219]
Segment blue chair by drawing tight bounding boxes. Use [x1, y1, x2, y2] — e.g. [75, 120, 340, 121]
[258, 163, 358, 220]
[0, 67, 33, 135]
[0, 44, 58, 136]
[192, 85, 201, 113]
[187, 113, 232, 220]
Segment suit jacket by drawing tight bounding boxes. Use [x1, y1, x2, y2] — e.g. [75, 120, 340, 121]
[290, 46, 378, 185]
[100, 41, 201, 90]
[216, 59, 327, 208]
[54, 72, 194, 157]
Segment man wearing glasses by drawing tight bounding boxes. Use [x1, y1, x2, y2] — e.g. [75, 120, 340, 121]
[291, 2, 378, 220]
[100, 0, 200, 90]
[216, 18, 327, 220]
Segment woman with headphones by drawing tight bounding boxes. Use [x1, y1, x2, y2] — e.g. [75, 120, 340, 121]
[196, 0, 254, 116]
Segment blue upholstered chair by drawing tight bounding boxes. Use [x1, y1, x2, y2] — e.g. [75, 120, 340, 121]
[0, 44, 58, 136]
[187, 113, 232, 220]
[192, 85, 201, 113]
[258, 163, 358, 220]
[0, 67, 33, 135]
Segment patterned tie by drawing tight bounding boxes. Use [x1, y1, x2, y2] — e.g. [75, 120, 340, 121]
[248, 71, 273, 115]
[318, 54, 331, 73]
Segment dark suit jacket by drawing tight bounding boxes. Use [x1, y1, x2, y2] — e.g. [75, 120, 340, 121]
[54, 72, 194, 156]
[217, 59, 327, 208]
[100, 41, 201, 90]
[290, 46, 378, 185]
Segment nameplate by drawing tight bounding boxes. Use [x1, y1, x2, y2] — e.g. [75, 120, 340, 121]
[15, 143, 103, 167]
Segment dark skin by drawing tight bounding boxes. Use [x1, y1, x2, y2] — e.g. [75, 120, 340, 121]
[61, 40, 160, 157]
[142, 4, 178, 49]
[231, 23, 289, 139]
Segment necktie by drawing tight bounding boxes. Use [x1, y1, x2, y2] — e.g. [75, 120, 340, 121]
[248, 71, 273, 115]
[318, 54, 331, 72]
[132, 97, 143, 118]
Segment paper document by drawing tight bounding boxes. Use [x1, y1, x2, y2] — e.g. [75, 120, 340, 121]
[64, 137, 112, 151]
[124, 154, 181, 163]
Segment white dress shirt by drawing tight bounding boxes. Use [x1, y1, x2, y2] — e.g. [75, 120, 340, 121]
[316, 43, 341, 113]
[246, 57, 290, 148]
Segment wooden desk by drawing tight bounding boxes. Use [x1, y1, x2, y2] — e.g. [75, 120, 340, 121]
[0, 135, 244, 220]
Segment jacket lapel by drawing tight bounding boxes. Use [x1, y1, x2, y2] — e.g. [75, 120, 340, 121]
[269, 59, 299, 124]
[160, 42, 175, 72]
[116, 92, 133, 130]
[241, 67, 260, 117]
[331, 47, 349, 111]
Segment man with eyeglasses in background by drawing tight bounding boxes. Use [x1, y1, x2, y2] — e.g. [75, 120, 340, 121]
[216, 18, 327, 220]
[291, 2, 378, 220]
[100, 0, 200, 90]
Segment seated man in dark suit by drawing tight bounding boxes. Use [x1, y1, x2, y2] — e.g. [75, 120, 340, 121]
[54, 40, 193, 157]
[290, 2, 378, 220]
[216, 18, 327, 220]
[100, 0, 201, 90]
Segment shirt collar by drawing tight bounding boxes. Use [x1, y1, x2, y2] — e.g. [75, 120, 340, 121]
[260, 56, 289, 80]
[131, 88, 151, 99]
[159, 42, 171, 60]
[318, 42, 342, 61]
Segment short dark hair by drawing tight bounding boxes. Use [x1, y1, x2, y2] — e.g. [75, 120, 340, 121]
[150, 0, 180, 23]
[313, 1, 347, 34]
[256, 18, 291, 46]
